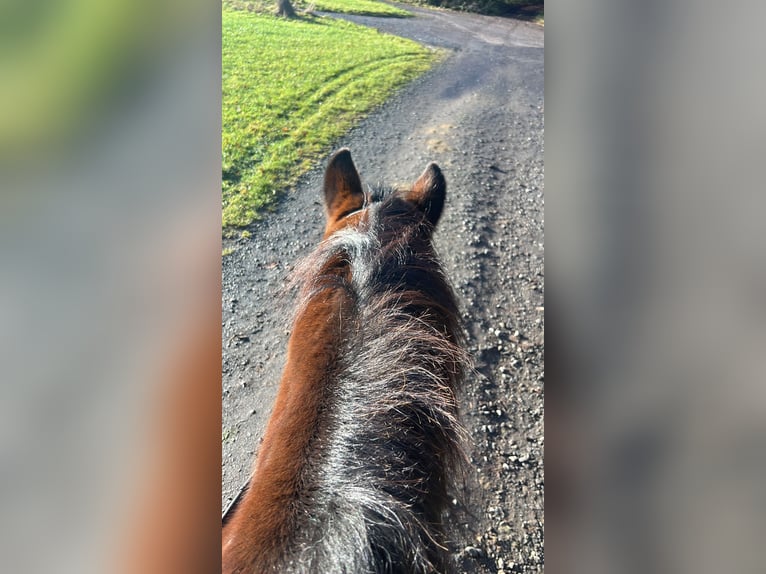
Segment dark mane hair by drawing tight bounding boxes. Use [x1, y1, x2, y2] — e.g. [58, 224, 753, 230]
[223, 151, 468, 574]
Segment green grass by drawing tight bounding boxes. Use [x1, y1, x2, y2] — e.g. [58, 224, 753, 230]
[306, 0, 412, 16]
[222, 9, 437, 228]
[223, 0, 412, 18]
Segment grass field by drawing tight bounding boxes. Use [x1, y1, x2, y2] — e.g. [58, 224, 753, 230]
[224, 0, 412, 17]
[302, 0, 411, 16]
[222, 8, 436, 228]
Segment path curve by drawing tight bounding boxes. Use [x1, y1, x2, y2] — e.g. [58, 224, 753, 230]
[222, 7, 543, 572]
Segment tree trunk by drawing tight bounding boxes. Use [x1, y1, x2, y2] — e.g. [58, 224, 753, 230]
[276, 0, 297, 18]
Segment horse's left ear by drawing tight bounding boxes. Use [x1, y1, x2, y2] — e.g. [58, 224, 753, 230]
[408, 163, 446, 227]
[323, 148, 365, 225]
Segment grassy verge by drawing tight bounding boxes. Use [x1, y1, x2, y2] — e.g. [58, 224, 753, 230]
[224, 0, 412, 18]
[304, 0, 412, 16]
[222, 8, 437, 228]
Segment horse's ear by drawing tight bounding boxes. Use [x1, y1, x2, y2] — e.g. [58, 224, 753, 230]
[408, 163, 446, 227]
[323, 148, 364, 223]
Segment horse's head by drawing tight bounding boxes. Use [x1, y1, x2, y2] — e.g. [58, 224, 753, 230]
[322, 148, 446, 239]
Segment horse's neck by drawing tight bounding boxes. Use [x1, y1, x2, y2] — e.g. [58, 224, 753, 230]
[223, 288, 351, 555]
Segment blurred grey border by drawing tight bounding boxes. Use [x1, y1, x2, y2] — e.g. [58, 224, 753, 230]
[548, 0, 766, 573]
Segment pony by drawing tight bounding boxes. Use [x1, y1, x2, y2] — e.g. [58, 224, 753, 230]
[222, 149, 467, 573]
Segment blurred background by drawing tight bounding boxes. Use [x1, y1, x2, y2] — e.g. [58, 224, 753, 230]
[548, 0, 766, 573]
[0, 0, 221, 572]
[1, 0, 765, 572]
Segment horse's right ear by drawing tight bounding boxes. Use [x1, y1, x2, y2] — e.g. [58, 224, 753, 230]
[323, 149, 364, 224]
[408, 163, 446, 227]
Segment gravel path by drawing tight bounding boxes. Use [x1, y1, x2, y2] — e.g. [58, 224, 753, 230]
[222, 6, 543, 572]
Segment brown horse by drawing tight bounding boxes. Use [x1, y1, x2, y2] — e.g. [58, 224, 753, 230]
[222, 149, 467, 573]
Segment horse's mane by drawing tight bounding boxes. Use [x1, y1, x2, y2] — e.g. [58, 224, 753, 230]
[279, 189, 469, 573]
